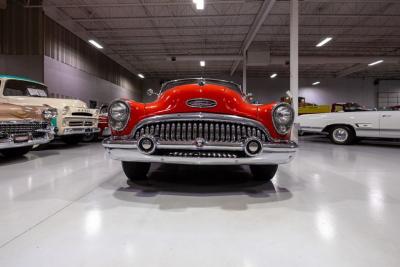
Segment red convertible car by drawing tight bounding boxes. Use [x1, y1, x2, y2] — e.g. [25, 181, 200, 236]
[103, 78, 297, 182]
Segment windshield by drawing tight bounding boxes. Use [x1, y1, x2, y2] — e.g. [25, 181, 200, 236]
[160, 78, 243, 95]
[4, 79, 49, 97]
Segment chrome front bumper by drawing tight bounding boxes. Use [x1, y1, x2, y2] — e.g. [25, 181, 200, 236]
[0, 132, 54, 149]
[103, 138, 297, 165]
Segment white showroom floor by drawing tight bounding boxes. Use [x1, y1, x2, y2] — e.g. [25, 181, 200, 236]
[0, 138, 400, 267]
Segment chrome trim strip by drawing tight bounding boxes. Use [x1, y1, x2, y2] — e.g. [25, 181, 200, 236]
[131, 112, 272, 140]
[103, 137, 297, 153]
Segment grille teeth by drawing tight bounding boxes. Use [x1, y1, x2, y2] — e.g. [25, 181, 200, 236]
[134, 120, 268, 144]
[167, 151, 238, 158]
[0, 122, 48, 136]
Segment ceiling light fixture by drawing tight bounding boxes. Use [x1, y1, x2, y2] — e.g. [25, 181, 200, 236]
[368, 60, 384, 66]
[270, 73, 278, 79]
[193, 0, 204, 10]
[312, 81, 320, 86]
[200, 60, 206, 67]
[138, 73, 145, 79]
[316, 37, 333, 47]
[89, 40, 103, 49]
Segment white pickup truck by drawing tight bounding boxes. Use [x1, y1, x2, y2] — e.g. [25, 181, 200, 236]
[0, 75, 99, 144]
[298, 107, 400, 145]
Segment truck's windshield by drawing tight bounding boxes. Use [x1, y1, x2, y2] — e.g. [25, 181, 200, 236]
[4, 79, 49, 97]
[160, 78, 243, 95]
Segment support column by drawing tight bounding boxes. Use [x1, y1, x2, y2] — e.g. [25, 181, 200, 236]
[290, 0, 299, 141]
[243, 50, 247, 94]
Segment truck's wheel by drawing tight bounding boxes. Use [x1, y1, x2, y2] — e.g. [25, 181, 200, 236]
[122, 162, 151, 182]
[1, 146, 33, 157]
[82, 133, 98, 142]
[61, 135, 83, 145]
[250, 165, 278, 181]
[329, 125, 355, 145]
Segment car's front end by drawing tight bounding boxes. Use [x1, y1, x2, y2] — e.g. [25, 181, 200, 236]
[104, 111, 296, 166]
[0, 103, 56, 156]
[103, 78, 297, 182]
[56, 105, 100, 136]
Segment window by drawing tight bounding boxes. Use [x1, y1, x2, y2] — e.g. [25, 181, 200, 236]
[4, 79, 49, 97]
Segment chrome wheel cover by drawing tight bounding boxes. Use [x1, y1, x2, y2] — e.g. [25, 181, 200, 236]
[333, 128, 348, 143]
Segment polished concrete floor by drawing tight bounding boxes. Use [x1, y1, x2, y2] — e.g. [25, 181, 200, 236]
[0, 138, 400, 267]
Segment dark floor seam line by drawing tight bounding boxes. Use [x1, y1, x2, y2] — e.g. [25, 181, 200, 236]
[0, 177, 114, 249]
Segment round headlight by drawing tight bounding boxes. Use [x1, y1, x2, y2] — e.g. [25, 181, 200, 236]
[272, 103, 294, 135]
[62, 106, 70, 115]
[43, 110, 53, 120]
[109, 101, 130, 131]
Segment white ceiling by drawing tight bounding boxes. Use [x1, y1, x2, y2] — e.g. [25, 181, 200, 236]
[29, 0, 400, 79]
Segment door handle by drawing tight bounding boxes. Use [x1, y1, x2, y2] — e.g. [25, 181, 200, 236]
[382, 115, 392, 118]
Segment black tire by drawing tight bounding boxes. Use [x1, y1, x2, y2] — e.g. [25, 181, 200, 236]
[122, 162, 151, 182]
[1, 146, 33, 157]
[61, 135, 83, 145]
[328, 125, 355, 145]
[82, 133, 98, 143]
[250, 165, 278, 181]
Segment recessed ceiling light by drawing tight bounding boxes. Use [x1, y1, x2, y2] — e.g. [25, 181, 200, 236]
[193, 0, 204, 10]
[89, 40, 103, 49]
[316, 37, 333, 47]
[200, 60, 205, 67]
[138, 73, 145, 79]
[368, 60, 384, 66]
[270, 73, 278, 79]
[312, 81, 320, 86]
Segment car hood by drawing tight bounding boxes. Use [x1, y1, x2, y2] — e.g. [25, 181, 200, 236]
[6, 96, 87, 110]
[0, 103, 45, 121]
[144, 84, 258, 119]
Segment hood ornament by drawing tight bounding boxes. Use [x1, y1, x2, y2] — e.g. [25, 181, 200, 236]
[186, 98, 217, 109]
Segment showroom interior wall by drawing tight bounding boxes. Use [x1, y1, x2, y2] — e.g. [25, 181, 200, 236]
[142, 76, 379, 107]
[0, 1, 142, 105]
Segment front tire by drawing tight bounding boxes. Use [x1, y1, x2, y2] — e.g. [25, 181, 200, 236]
[250, 165, 278, 181]
[1, 146, 33, 157]
[82, 133, 98, 142]
[122, 162, 151, 182]
[328, 125, 355, 145]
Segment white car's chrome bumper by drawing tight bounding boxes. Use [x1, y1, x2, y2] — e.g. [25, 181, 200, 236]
[0, 133, 54, 149]
[103, 138, 297, 165]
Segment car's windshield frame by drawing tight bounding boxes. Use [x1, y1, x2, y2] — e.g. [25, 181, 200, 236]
[159, 78, 244, 95]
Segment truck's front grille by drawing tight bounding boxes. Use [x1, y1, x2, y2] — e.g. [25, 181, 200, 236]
[69, 121, 83, 127]
[133, 120, 268, 144]
[0, 121, 48, 137]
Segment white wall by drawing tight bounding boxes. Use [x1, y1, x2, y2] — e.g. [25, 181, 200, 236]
[44, 56, 142, 106]
[142, 76, 379, 108]
[0, 55, 43, 81]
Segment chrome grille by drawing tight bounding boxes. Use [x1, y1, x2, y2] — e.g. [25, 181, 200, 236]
[0, 122, 48, 137]
[71, 112, 92, 117]
[69, 121, 83, 127]
[164, 151, 239, 158]
[133, 120, 268, 143]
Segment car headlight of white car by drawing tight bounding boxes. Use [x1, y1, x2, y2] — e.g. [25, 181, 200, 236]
[272, 103, 295, 135]
[109, 100, 130, 131]
[62, 106, 70, 115]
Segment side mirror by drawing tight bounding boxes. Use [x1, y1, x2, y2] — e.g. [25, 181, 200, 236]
[147, 88, 156, 96]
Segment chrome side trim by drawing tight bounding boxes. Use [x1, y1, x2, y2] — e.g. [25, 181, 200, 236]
[131, 113, 271, 140]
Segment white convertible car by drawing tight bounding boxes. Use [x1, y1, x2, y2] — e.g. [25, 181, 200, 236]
[298, 108, 400, 145]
